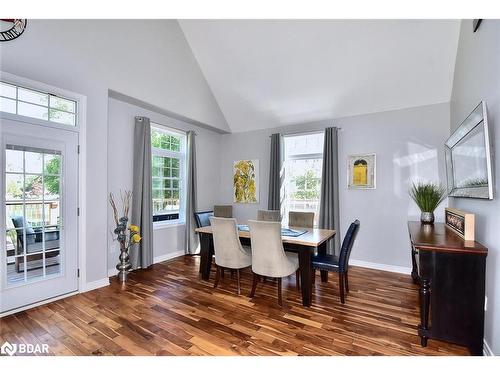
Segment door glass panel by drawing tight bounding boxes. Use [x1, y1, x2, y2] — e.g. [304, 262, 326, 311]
[44, 178, 60, 200]
[5, 173, 23, 201]
[5, 149, 23, 172]
[24, 203, 45, 227]
[25, 151, 43, 174]
[25, 175, 44, 200]
[4, 145, 62, 286]
[25, 253, 46, 282]
[44, 249, 61, 278]
[44, 153, 61, 174]
[7, 256, 26, 285]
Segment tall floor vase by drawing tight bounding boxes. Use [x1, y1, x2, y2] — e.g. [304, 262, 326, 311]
[116, 242, 132, 282]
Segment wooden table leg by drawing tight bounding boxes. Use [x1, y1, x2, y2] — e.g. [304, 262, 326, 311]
[298, 249, 313, 307]
[199, 233, 213, 281]
[418, 278, 430, 347]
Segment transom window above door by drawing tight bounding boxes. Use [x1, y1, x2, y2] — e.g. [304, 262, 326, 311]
[0, 81, 77, 126]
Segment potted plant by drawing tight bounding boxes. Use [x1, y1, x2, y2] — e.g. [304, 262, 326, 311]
[409, 182, 446, 224]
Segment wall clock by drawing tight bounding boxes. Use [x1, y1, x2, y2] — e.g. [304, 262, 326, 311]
[0, 19, 27, 42]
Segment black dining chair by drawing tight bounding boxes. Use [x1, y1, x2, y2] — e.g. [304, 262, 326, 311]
[194, 210, 214, 229]
[312, 220, 360, 304]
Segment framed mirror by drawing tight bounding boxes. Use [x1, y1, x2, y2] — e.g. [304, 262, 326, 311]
[445, 101, 494, 199]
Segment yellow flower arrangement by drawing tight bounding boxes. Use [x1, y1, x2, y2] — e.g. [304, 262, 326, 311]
[131, 233, 142, 244]
[129, 224, 140, 233]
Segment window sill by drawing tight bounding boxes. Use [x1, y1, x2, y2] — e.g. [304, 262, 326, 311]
[153, 220, 185, 230]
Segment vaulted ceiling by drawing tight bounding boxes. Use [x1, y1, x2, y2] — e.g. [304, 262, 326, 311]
[179, 20, 460, 133]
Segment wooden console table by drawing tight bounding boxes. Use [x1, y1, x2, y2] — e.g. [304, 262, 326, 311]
[408, 221, 487, 355]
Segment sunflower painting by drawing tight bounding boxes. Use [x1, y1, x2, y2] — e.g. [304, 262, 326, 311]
[233, 160, 259, 203]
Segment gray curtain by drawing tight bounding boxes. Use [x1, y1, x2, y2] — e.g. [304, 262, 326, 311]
[319, 127, 340, 255]
[131, 116, 154, 268]
[185, 131, 199, 254]
[268, 133, 282, 211]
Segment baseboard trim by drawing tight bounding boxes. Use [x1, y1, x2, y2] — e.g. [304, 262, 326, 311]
[83, 277, 110, 292]
[107, 250, 185, 277]
[483, 338, 494, 356]
[154, 250, 185, 264]
[349, 259, 411, 275]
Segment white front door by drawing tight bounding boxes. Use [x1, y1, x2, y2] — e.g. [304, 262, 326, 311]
[0, 118, 79, 313]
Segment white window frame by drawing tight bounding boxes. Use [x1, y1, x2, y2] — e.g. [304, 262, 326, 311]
[151, 124, 187, 229]
[283, 132, 324, 228]
[0, 71, 88, 295]
[0, 79, 80, 131]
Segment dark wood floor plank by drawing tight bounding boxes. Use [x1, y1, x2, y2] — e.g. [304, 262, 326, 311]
[0, 255, 470, 356]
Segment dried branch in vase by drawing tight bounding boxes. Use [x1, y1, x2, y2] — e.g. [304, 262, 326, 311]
[108, 190, 141, 282]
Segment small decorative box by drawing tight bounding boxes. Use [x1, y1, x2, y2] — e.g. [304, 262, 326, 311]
[445, 208, 475, 241]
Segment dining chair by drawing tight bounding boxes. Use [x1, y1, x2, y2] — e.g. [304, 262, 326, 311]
[312, 220, 360, 304]
[247, 220, 300, 306]
[209, 217, 252, 295]
[214, 205, 233, 218]
[257, 209, 280, 222]
[194, 210, 214, 228]
[289, 211, 314, 228]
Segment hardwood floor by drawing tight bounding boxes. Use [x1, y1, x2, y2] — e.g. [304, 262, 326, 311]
[0, 255, 470, 356]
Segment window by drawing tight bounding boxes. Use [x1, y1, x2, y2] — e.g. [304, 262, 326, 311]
[151, 126, 186, 223]
[0, 81, 77, 126]
[283, 132, 324, 227]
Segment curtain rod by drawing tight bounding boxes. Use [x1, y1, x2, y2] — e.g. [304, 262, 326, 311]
[136, 116, 197, 136]
[269, 127, 342, 138]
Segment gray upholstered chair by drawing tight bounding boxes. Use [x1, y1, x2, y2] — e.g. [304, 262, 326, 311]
[247, 220, 300, 306]
[209, 217, 252, 294]
[213, 205, 233, 218]
[257, 209, 280, 222]
[289, 211, 314, 228]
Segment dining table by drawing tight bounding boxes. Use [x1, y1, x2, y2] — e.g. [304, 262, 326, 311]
[194, 225, 336, 307]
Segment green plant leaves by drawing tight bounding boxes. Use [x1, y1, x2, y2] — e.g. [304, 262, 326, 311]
[409, 182, 446, 213]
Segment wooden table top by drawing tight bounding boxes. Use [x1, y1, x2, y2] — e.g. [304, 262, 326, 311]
[408, 221, 487, 255]
[195, 225, 336, 247]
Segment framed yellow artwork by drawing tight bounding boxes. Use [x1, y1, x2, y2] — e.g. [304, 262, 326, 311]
[233, 159, 259, 203]
[347, 153, 376, 189]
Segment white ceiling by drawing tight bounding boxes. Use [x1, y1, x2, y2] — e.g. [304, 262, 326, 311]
[179, 20, 460, 133]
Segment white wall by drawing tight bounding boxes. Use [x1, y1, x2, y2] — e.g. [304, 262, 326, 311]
[449, 19, 500, 355]
[219, 103, 450, 268]
[0, 20, 227, 284]
[107, 97, 222, 270]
